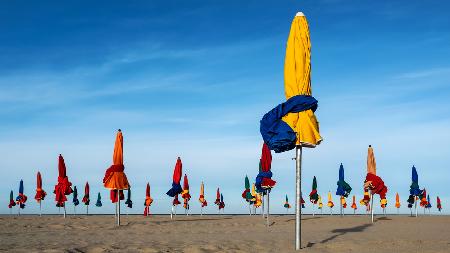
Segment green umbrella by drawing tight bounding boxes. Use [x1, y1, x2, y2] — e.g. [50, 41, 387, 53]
[95, 192, 102, 207]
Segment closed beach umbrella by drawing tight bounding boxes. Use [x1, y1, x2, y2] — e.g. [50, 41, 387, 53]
[35, 171, 46, 216]
[95, 192, 102, 207]
[199, 182, 207, 215]
[144, 183, 153, 216]
[336, 164, 351, 216]
[8, 190, 16, 210]
[219, 193, 225, 211]
[426, 194, 431, 209]
[166, 157, 183, 197]
[82, 182, 90, 215]
[181, 174, 191, 214]
[259, 12, 322, 250]
[407, 166, 422, 216]
[318, 195, 323, 213]
[420, 189, 428, 208]
[54, 154, 73, 218]
[351, 195, 357, 214]
[35, 172, 47, 202]
[125, 188, 132, 208]
[301, 194, 305, 208]
[256, 143, 276, 192]
[363, 145, 388, 222]
[309, 176, 319, 216]
[395, 193, 401, 213]
[242, 175, 252, 202]
[215, 188, 221, 207]
[16, 179, 27, 214]
[167, 157, 182, 219]
[436, 197, 442, 212]
[327, 191, 334, 214]
[284, 195, 291, 210]
[73, 186, 80, 215]
[103, 129, 129, 225]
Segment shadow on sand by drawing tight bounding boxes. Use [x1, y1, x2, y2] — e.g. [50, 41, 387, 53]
[306, 223, 372, 248]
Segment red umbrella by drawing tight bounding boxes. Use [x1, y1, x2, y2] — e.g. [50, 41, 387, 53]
[144, 183, 153, 216]
[54, 154, 73, 217]
[82, 182, 90, 215]
[35, 171, 47, 216]
[437, 196, 442, 212]
[167, 157, 183, 197]
[173, 194, 181, 206]
[215, 188, 221, 206]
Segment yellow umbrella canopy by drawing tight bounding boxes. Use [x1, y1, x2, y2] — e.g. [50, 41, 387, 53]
[282, 12, 322, 147]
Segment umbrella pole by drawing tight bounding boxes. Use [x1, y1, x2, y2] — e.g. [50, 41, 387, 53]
[39, 202, 42, 217]
[87, 205, 89, 216]
[171, 206, 174, 220]
[370, 194, 374, 223]
[63, 205, 66, 219]
[18, 205, 20, 216]
[313, 204, 315, 217]
[262, 194, 265, 218]
[266, 191, 270, 227]
[415, 198, 418, 217]
[295, 145, 302, 251]
[201, 206, 203, 216]
[249, 203, 251, 216]
[117, 198, 121, 226]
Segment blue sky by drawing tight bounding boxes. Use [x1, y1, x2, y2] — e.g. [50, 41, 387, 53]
[1, 0, 449, 215]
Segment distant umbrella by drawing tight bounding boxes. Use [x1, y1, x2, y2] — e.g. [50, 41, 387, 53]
[327, 191, 334, 214]
[301, 194, 305, 208]
[16, 179, 27, 209]
[34, 171, 47, 202]
[420, 189, 428, 207]
[54, 154, 73, 211]
[309, 176, 319, 204]
[73, 186, 80, 206]
[144, 183, 153, 216]
[95, 192, 102, 207]
[199, 182, 207, 208]
[219, 193, 225, 210]
[336, 163, 352, 197]
[318, 195, 323, 210]
[215, 188, 221, 206]
[255, 143, 276, 192]
[82, 182, 90, 215]
[351, 195, 357, 213]
[181, 174, 191, 213]
[395, 193, 401, 209]
[8, 190, 16, 209]
[166, 157, 183, 197]
[82, 182, 90, 205]
[284, 195, 291, 209]
[426, 194, 431, 209]
[173, 194, 181, 206]
[242, 175, 252, 202]
[125, 188, 132, 208]
[436, 197, 442, 212]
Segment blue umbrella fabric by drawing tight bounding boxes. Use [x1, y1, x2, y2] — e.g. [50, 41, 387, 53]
[336, 163, 352, 198]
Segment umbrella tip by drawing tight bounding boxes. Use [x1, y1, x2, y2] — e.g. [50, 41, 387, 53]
[296, 12, 305, 17]
[118, 129, 121, 132]
[368, 145, 372, 147]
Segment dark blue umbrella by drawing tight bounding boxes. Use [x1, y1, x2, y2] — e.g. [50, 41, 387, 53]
[95, 192, 102, 207]
[16, 180, 27, 209]
[336, 163, 351, 197]
[73, 186, 80, 206]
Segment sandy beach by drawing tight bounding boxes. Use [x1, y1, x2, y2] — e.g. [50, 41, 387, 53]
[1, 214, 449, 253]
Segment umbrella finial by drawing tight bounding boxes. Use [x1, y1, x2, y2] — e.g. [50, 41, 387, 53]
[369, 145, 372, 147]
[296, 12, 305, 17]
[118, 129, 121, 132]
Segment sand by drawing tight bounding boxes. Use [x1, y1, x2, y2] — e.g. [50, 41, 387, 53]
[0, 214, 449, 253]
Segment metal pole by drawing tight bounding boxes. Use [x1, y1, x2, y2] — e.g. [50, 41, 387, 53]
[295, 145, 302, 250]
[370, 194, 374, 223]
[340, 197, 343, 217]
[266, 191, 270, 227]
[64, 205, 66, 219]
[117, 198, 121, 226]
[262, 193, 265, 218]
[313, 204, 315, 217]
[201, 207, 203, 216]
[415, 198, 418, 217]
[39, 202, 42, 217]
[87, 205, 89, 216]
[171, 206, 174, 220]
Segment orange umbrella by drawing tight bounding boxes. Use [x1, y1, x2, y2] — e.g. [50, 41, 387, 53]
[35, 171, 46, 216]
[103, 129, 130, 225]
[199, 182, 207, 215]
[395, 193, 401, 212]
[351, 195, 357, 214]
[144, 183, 153, 216]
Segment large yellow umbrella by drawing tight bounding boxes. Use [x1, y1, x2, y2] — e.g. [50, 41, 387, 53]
[282, 13, 322, 147]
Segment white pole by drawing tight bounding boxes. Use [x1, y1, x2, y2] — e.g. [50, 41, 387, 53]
[39, 202, 42, 217]
[340, 197, 343, 217]
[171, 206, 174, 220]
[313, 204, 315, 217]
[370, 194, 374, 223]
[266, 191, 270, 227]
[63, 205, 66, 219]
[117, 197, 121, 226]
[415, 198, 418, 217]
[87, 205, 89, 216]
[295, 145, 302, 250]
